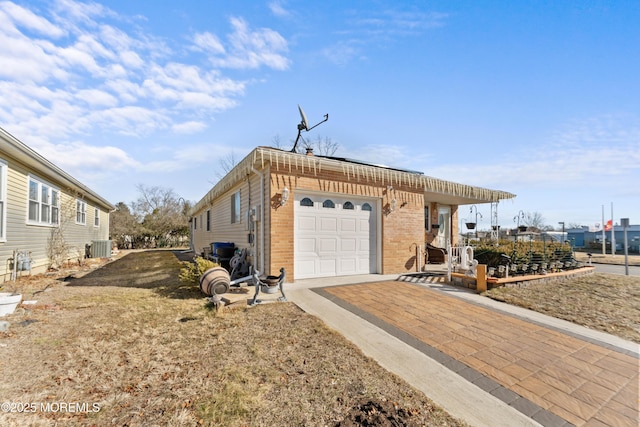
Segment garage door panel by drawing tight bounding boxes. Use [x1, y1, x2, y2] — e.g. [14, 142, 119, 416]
[298, 216, 316, 231]
[358, 238, 370, 251]
[319, 217, 337, 232]
[341, 238, 357, 251]
[340, 257, 357, 274]
[297, 238, 316, 254]
[297, 260, 316, 276]
[318, 238, 337, 252]
[319, 259, 336, 275]
[359, 257, 374, 272]
[340, 218, 357, 232]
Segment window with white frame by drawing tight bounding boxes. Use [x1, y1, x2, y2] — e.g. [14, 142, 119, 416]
[27, 176, 60, 226]
[231, 191, 241, 224]
[76, 199, 87, 225]
[0, 159, 6, 240]
[94, 207, 100, 226]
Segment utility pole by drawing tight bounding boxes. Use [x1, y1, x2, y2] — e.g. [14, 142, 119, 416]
[601, 205, 605, 254]
[621, 218, 629, 275]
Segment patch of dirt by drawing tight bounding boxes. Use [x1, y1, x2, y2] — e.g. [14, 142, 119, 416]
[337, 398, 424, 427]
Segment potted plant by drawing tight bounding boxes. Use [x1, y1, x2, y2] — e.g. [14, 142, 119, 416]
[465, 222, 476, 230]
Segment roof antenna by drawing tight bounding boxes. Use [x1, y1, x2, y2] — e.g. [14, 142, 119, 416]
[291, 105, 328, 152]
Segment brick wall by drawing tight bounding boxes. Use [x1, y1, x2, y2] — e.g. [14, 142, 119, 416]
[268, 165, 427, 278]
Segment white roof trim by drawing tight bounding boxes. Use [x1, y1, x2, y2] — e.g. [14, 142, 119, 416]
[193, 147, 516, 213]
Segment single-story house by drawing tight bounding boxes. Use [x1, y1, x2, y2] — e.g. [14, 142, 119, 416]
[191, 146, 515, 281]
[0, 127, 114, 283]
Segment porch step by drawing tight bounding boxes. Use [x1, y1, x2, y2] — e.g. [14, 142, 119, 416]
[397, 272, 448, 284]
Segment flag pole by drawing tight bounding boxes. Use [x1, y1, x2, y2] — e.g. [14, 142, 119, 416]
[601, 204, 605, 255]
[611, 202, 615, 255]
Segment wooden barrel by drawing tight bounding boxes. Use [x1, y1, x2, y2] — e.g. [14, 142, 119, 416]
[199, 267, 230, 296]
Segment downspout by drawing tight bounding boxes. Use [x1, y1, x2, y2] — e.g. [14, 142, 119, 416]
[188, 217, 194, 252]
[251, 166, 265, 274]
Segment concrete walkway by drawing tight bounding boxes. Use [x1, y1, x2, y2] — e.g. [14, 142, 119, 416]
[287, 274, 639, 427]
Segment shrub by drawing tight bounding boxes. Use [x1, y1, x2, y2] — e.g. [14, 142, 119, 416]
[179, 257, 219, 285]
[472, 240, 573, 267]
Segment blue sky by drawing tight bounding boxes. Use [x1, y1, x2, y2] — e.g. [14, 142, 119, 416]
[0, 0, 638, 229]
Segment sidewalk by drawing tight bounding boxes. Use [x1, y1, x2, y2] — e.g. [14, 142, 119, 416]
[287, 275, 639, 427]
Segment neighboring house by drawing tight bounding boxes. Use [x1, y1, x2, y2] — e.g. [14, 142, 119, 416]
[191, 147, 515, 281]
[0, 127, 114, 283]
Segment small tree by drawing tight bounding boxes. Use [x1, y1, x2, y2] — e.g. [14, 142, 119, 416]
[214, 151, 239, 181]
[281, 134, 340, 155]
[523, 211, 548, 232]
[130, 185, 190, 247]
[47, 194, 83, 269]
[110, 202, 140, 249]
[308, 135, 339, 156]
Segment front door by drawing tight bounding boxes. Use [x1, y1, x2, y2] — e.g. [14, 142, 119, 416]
[437, 206, 451, 248]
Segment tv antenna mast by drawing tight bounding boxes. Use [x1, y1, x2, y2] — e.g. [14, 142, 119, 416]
[291, 105, 328, 152]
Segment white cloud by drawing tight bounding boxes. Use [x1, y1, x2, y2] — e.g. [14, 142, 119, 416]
[0, 0, 289, 149]
[0, 0, 296, 200]
[350, 9, 448, 35]
[172, 121, 208, 134]
[268, 0, 290, 17]
[192, 31, 225, 54]
[321, 7, 448, 66]
[422, 114, 640, 191]
[75, 88, 118, 107]
[321, 40, 365, 66]
[207, 17, 290, 70]
[139, 142, 236, 173]
[0, 1, 65, 38]
[58, 142, 139, 170]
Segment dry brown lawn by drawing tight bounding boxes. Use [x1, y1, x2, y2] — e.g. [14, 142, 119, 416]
[483, 272, 640, 343]
[2, 250, 638, 426]
[0, 250, 465, 427]
[574, 251, 640, 265]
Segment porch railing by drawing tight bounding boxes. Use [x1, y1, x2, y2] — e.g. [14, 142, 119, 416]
[447, 244, 477, 282]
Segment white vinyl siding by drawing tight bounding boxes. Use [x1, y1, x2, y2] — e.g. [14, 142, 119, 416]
[27, 176, 59, 226]
[0, 159, 6, 241]
[191, 175, 261, 261]
[1, 130, 113, 283]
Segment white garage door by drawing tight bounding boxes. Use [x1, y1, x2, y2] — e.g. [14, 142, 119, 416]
[294, 193, 377, 279]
